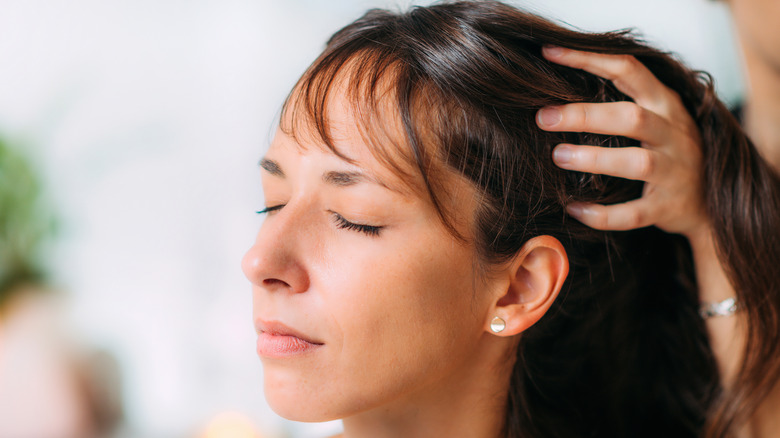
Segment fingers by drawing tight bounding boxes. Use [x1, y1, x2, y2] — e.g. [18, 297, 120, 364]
[536, 101, 671, 145]
[567, 200, 653, 231]
[538, 46, 705, 235]
[542, 46, 682, 115]
[553, 144, 660, 182]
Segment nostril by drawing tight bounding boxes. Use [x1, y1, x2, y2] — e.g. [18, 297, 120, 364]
[263, 278, 291, 288]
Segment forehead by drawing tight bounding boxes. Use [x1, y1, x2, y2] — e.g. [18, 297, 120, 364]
[278, 64, 425, 196]
[266, 125, 409, 198]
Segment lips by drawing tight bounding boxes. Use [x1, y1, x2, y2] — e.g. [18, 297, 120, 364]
[255, 320, 324, 358]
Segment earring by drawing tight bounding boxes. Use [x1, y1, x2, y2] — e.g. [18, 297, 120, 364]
[490, 316, 506, 333]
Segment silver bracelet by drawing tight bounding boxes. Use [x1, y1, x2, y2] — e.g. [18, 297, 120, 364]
[699, 297, 739, 319]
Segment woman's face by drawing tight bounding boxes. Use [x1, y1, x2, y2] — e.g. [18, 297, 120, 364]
[242, 95, 498, 422]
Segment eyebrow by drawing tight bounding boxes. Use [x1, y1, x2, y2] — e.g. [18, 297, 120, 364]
[259, 158, 284, 177]
[259, 157, 390, 190]
[322, 170, 367, 187]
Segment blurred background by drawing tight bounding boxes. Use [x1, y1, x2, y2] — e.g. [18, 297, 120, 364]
[0, 0, 741, 437]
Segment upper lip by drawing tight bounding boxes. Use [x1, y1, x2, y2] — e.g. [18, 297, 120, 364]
[255, 319, 324, 345]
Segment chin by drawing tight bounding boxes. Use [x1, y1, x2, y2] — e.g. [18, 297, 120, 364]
[263, 370, 340, 422]
[265, 391, 340, 422]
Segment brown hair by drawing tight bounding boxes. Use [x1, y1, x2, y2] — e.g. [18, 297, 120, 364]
[281, 1, 780, 436]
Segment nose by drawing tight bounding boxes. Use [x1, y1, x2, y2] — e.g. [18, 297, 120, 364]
[242, 213, 310, 294]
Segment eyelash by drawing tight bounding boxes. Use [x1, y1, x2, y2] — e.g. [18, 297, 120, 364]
[330, 211, 383, 237]
[256, 205, 383, 237]
[256, 205, 284, 215]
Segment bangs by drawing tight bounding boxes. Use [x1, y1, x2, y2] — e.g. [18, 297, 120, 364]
[279, 40, 466, 239]
[281, 47, 420, 188]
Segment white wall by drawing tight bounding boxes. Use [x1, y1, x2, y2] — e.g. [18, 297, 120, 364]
[0, 1, 740, 437]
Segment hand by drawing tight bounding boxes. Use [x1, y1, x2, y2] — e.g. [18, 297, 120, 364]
[536, 46, 709, 240]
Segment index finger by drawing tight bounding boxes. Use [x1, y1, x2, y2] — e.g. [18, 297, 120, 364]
[542, 46, 682, 117]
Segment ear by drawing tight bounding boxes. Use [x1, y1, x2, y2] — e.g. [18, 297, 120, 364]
[485, 235, 569, 337]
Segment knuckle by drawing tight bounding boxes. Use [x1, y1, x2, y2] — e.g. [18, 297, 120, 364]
[623, 208, 643, 229]
[592, 210, 610, 230]
[590, 149, 606, 170]
[614, 55, 637, 78]
[625, 104, 646, 132]
[560, 105, 586, 129]
[658, 91, 687, 119]
[581, 105, 592, 128]
[635, 150, 655, 180]
[630, 209, 644, 228]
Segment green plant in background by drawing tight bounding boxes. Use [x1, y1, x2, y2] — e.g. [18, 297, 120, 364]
[0, 137, 56, 306]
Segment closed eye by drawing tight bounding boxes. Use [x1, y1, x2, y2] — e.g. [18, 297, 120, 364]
[256, 205, 285, 215]
[330, 211, 383, 237]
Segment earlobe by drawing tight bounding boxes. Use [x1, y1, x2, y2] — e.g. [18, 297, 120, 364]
[487, 235, 569, 336]
[489, 316, 506, 333]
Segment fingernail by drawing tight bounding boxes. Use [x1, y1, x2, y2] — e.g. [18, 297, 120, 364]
[538, 107, 562, 127]
[566, 204, 585, 217]
[568, 204, 597, 219]
[553, 145, 572, 164]
[543, 45, 564, 58]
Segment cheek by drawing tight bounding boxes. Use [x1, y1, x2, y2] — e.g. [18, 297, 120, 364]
[320, 234, 486, 408]
[336, 232, 479, 329]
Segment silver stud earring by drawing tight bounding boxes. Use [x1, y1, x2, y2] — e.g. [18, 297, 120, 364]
[490, 316, 506, 333]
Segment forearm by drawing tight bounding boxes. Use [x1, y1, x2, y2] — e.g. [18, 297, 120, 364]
[688, 226, 746, 384]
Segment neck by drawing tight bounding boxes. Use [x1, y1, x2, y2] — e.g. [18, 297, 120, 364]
[340, 335, 515, 438]
[738, 34, 780, 173]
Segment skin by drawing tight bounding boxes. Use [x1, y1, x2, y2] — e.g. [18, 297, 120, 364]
[243, 89, 568, 438]
[535, 46, 777, 437]
[729, 0, 780, 171]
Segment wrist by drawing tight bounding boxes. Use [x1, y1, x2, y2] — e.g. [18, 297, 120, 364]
[699, 297, 739, 319]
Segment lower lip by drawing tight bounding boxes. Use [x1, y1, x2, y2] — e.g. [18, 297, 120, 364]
[256, 332, 322, 358]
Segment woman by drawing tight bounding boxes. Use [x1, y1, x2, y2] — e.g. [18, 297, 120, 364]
[242, 1, 780, 437]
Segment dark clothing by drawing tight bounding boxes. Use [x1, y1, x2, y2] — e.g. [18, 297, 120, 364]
[731, 101, 744, 125]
